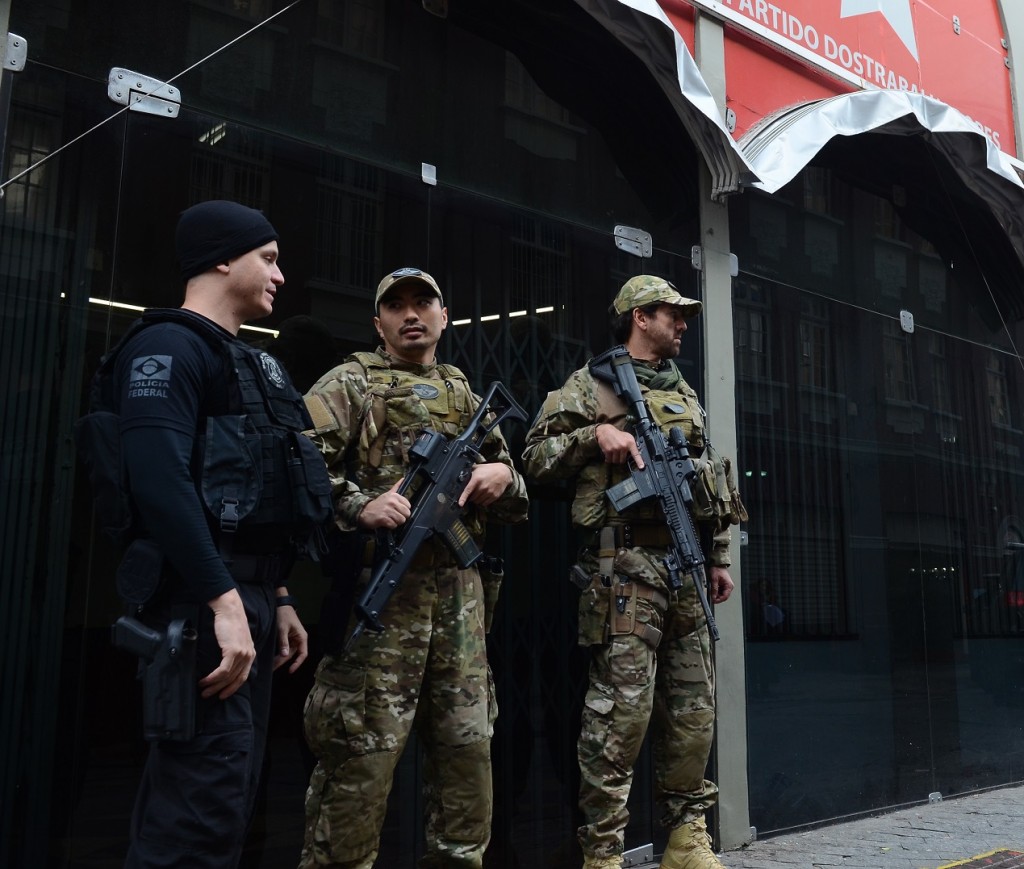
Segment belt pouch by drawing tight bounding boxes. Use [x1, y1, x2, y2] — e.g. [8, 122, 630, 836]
[115, 538, 165, 605]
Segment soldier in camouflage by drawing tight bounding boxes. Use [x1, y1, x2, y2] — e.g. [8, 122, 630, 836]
[522, 276, 747, 869]
[298, 268, 529, 868]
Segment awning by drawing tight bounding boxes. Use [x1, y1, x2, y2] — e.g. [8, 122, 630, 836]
[576, 0, 757, 200]
[740, 89, 1024, 269]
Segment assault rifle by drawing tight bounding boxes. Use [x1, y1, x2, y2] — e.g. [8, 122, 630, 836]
[346, 381, 526, 648]
[588, 345, 719, 641]
[112, 613, 198, 741]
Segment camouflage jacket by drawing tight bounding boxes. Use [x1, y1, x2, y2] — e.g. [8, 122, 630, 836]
[303, 347, 528, 537]
[522, 361, 741, 567]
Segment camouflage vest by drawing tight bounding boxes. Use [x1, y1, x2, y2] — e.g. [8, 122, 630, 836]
[572, 370, 745, 528]
[347, 351, 487, 539]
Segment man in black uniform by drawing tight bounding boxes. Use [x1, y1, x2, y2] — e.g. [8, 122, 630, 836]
[101, 200, 331, 868]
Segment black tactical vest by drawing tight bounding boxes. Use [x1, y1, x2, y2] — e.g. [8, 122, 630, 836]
[75, 308, 332, 552]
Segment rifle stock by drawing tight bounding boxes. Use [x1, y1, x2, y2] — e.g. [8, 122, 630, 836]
[346, 380, 526, 649]
[589, 345, 720, 641]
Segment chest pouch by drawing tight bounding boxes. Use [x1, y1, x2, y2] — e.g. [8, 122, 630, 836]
[647, 388, 705, 447]
[360, 377, 465, 469]
[200, 414, 262, 532]
[646, 390, 721, 521]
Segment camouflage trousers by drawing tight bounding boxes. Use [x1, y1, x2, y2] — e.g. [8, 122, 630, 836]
[299, 564, 496, 869]
[576, 547, 718, 860]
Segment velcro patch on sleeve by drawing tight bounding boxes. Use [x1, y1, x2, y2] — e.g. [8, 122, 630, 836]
[303, 393, 338, 434]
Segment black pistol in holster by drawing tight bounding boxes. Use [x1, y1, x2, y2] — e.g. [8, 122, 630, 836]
[346, 380, 526, 649]
[112, 613, 198, 742]
[569, 563, 592, 590]
[588, 345, 720, 641]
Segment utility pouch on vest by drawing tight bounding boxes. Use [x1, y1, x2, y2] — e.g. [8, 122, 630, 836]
[285, 431, 333, 532]
[111, 612, 197, 742]
[480, 555, 504, 634]
[688, 443, 749, 525]
[200, 415, 261, 531]
[115, 538, 165, 605]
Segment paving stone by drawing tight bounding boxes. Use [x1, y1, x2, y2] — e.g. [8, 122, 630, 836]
[632, 785, 1024, 869]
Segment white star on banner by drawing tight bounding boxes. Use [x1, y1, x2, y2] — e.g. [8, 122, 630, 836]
[841, 0, 919, 61]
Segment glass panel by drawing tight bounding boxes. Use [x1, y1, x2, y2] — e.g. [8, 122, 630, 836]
[0, 56, 131, 869]
[2, 1, 706, 862]
[12, 0, 696, 236]
[734, 168, 1024, 834]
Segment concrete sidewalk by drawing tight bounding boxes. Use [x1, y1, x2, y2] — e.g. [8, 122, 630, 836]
[633, 784, 1024, 869]
[719, 785, 1024, 868]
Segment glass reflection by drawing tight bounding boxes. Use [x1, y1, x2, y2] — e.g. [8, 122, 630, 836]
[735, 172, 1024, 834]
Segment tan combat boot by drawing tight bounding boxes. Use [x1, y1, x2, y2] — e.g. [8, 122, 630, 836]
[659, 818, 724, 869]
[582, 855, 623, 869]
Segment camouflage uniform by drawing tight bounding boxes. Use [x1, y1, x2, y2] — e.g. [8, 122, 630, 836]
[522, 279, 745, 864]
[298, 347, 529, 869]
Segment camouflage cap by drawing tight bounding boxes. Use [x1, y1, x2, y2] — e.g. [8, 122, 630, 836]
[374, 267, 444, 308]
[612, 275, 702, 316]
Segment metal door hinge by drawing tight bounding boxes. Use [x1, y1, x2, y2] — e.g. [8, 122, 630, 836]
[107, 68, 180, 118]
[4, 33, 27, 72]
[691, 245, 739, 276]
[614, 225, 652, 258]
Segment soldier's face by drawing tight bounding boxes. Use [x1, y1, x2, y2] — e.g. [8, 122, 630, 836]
[641, 304, 688, 360]
[374, 284, 448, 364]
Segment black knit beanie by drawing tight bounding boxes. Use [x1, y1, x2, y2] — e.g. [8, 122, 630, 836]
[175, 200, 279, 282]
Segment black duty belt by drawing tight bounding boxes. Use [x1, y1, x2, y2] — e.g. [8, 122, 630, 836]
[227, 552, 287, 585]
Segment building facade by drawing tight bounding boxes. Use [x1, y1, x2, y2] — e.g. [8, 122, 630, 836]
[1, 1, 1023, 867]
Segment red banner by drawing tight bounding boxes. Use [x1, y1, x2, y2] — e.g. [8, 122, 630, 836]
[661, 0, 1015, 151]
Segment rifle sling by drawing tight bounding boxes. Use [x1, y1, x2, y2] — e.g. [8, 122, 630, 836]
[598, 526, 616, 581]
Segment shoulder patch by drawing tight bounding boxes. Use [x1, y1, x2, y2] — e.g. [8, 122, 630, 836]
[259, 352, 287, 389]
[303, 393, 337, 434]
[130, 354, 173, 383]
